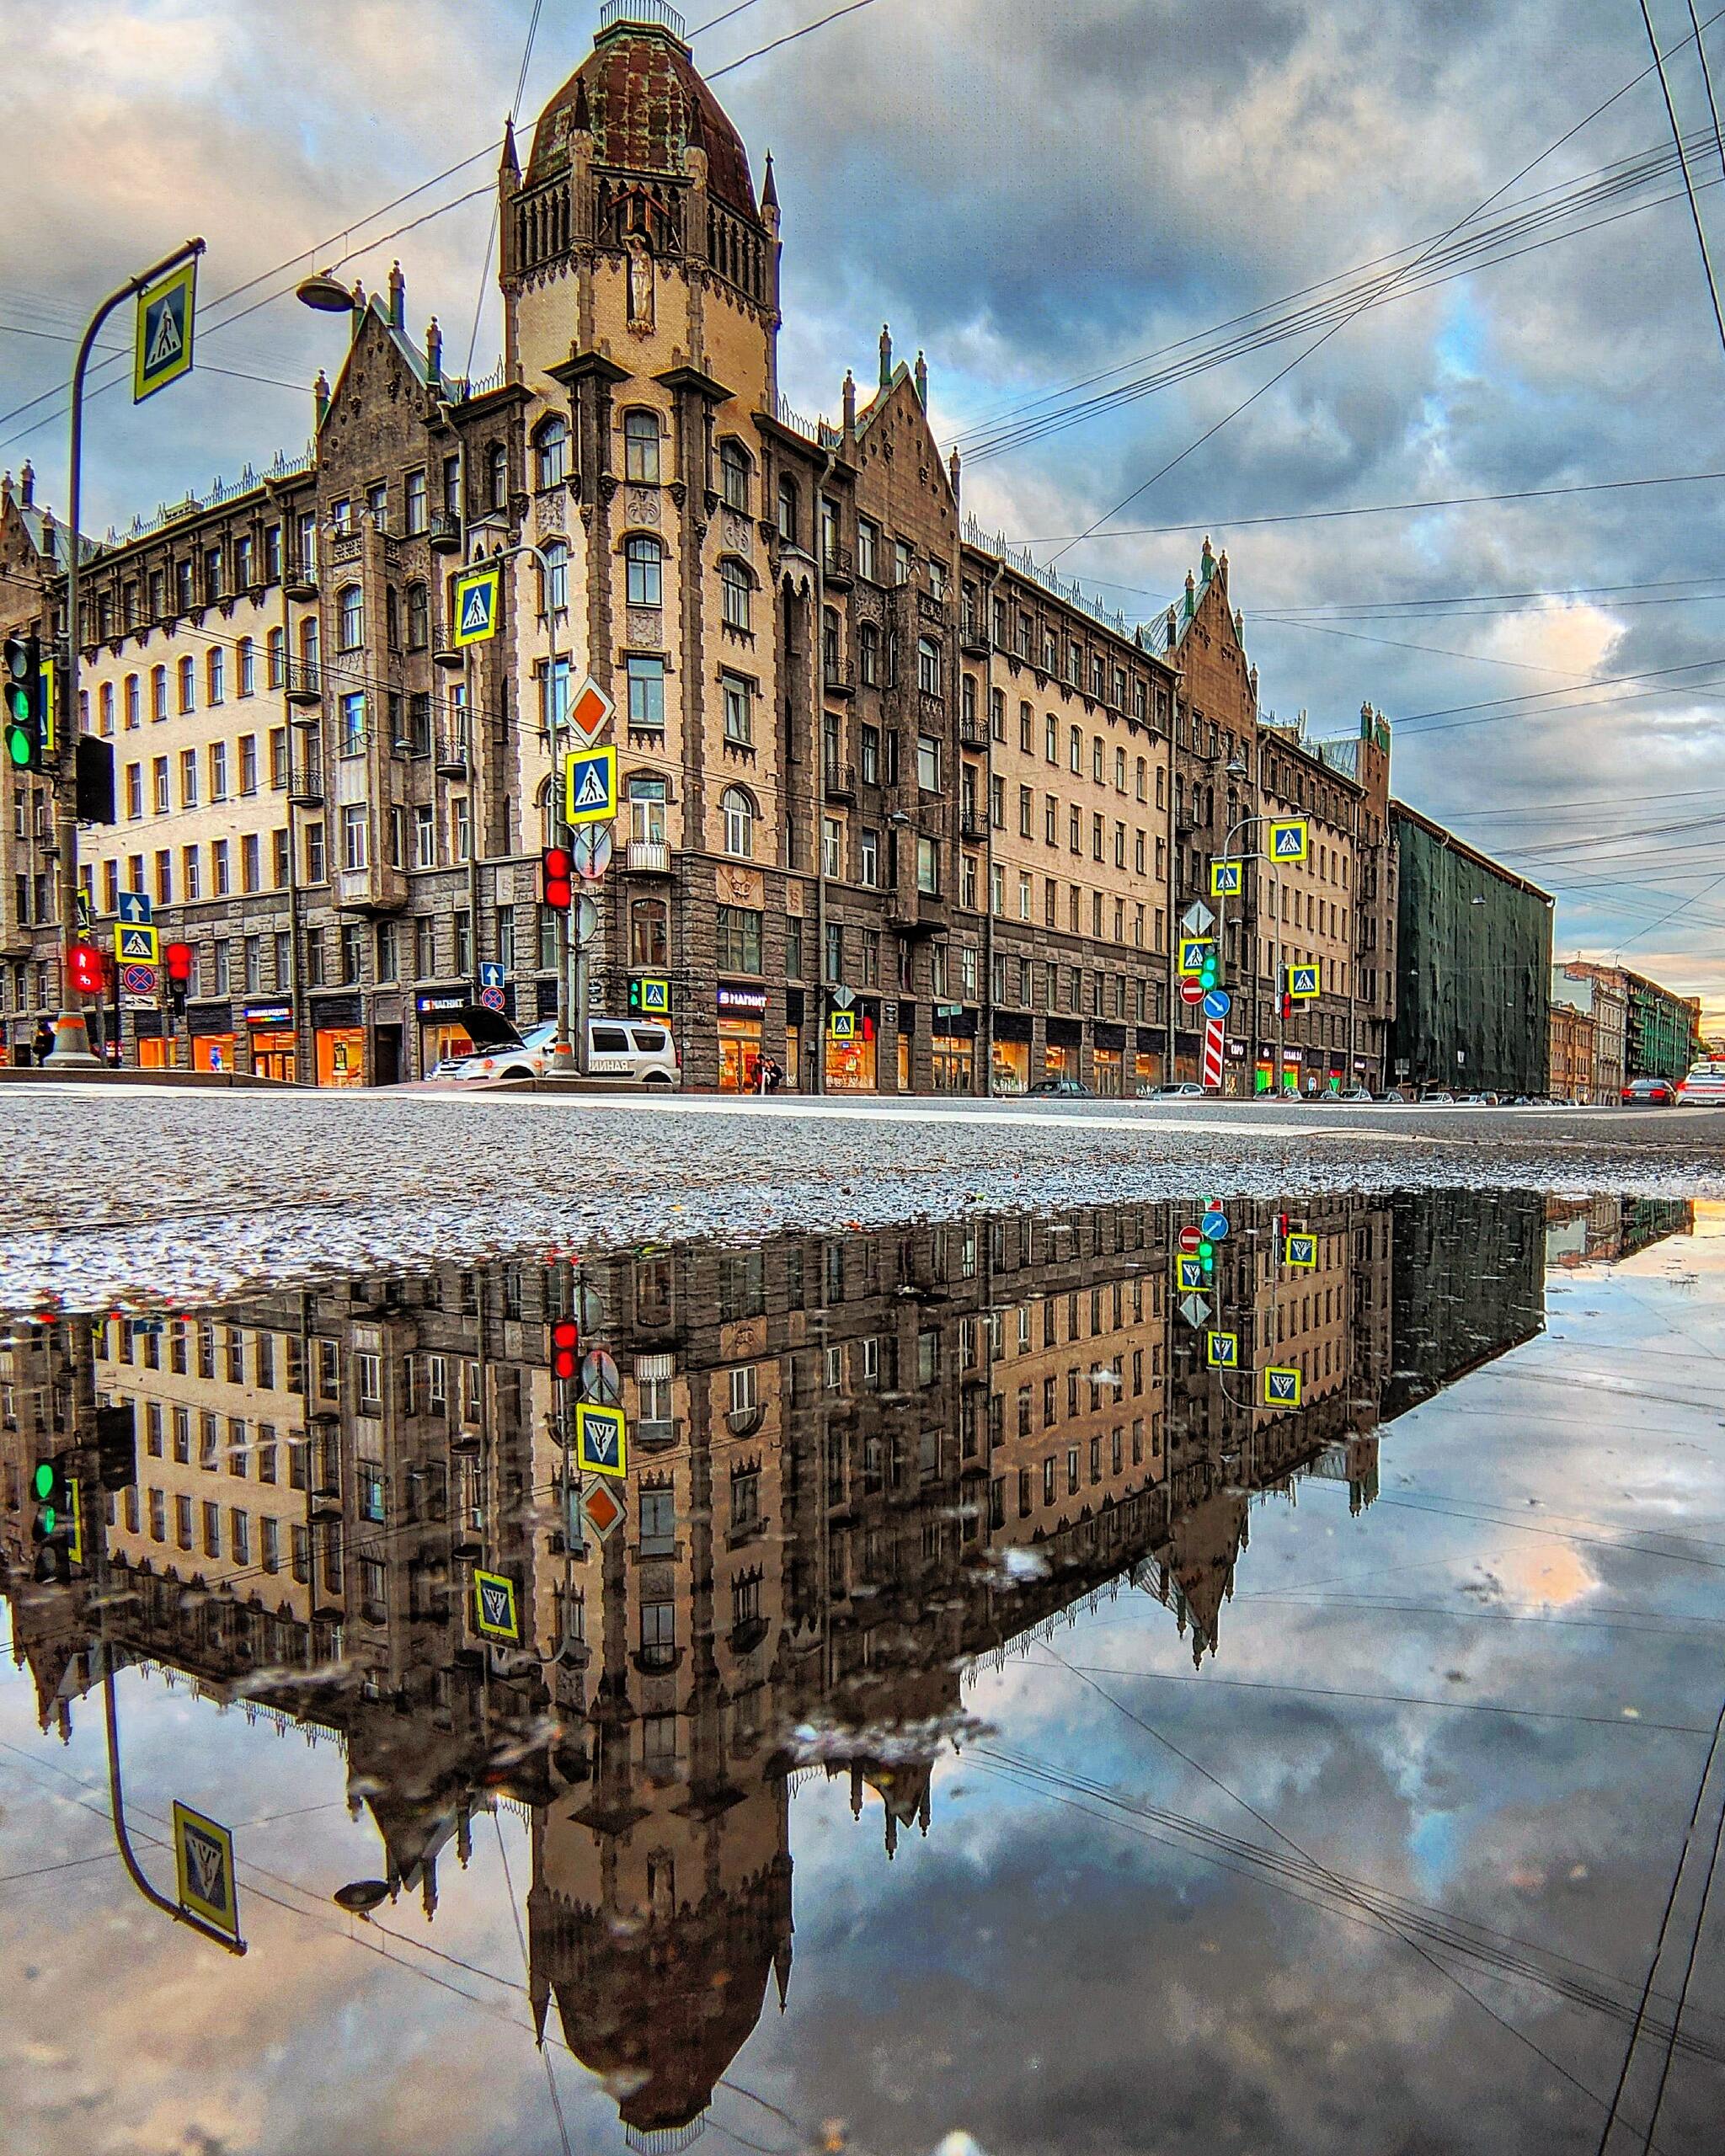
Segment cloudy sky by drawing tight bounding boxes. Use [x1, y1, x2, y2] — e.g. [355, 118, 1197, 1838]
[5, 0, 1724, 1022]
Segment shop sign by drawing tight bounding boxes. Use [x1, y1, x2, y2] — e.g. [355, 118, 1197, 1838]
[416, 992, 470, 1017]
[717, 985, 767, 1013]
[243, 1003, 293, 1028]
[883, 1001, 900, 1027]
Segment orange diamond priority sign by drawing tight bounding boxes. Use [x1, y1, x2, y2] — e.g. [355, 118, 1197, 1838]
[569, 676, 612, 744]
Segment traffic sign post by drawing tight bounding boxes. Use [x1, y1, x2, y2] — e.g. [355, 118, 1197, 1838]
[1179, 977, 1204, 1006]
[579, 1478, 627, 1545]
[1268, 819, 1309, 863]
[829, 1009, 857, 1041]
[1175, 1254, 1205, 1292]
[1287, 962, 1322, 1000]
[114, 921, 159, 967]
[135, 259, 198, 403]
[1283, 1231, 1318, 1269]
[1202, 1017, 1225, 1089]
[1263, 1366, 1303, 1407]
[1206, 1330, 1240, 1370]
[1210, 860, 1243, 898]
[172, 1801, 240, 1944]
[576, 1403, 628, 1480]
[567, 676, 612, 745]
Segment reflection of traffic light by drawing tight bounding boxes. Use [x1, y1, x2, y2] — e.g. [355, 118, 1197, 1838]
[67, 941, 104, 995]
[1199, 1237, 1215, 1277]
[30, 1458, 75, 1582]
[3, 632, 45, 772]
[1199, 945, 1219, 990]
[540, 847, 573, 910]
[97, 1401, 138, 1492]
[550, 1318, 579, 1382]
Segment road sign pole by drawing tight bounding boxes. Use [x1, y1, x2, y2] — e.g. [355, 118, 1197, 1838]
[51, 239, 205, 1065]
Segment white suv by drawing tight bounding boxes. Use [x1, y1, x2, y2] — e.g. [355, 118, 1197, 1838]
[429, 1010, 680, 1087]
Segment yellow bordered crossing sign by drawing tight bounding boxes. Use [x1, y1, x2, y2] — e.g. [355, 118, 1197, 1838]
[565, 745, 617, 825]
[115, 921, 159, 965]
[451, 562, 501, 647]
[136, 259, 198, 403]
[1178, 937, 1212, 977]
[1174, 1254, 1205, 1292]
[1263, 1365, 1303, 1407]
[1283, 1231, 1318, 1269]
[1210, 859, 1243, 897]
[1206, 1330, 1239, 1369]
[1287, 962, 1322, 1000]
[173, 1800, 240, 1940]
[1268, 818, 1309, 863]
[576, 1402, 628, 1481]
[829, 1009, 857, 1041]
[473, 1567, 520, 1642]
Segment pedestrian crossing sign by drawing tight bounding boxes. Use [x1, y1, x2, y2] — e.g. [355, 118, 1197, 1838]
[1268, 819, 1309, 862]
[576, 1402, 628, 1481]
[473, 1567, 520, 1642]
[1210, 860, 1243, 897]
[1283, 1231, 1318, 1269]
[115, 921, 159, 965]
[1263, 1365, 1303, 1407]
[135, 258, 197, 403]
[564, 745, 617, 825]
[829, 1009, 857, 1041]
[451, 563, 501, 647]
[1288, 962, 1321, 999]
[173, 1800, 240, 1941]
[1176, 1255, 1205, 1291]
[1178, 937, 1212, 977]
[1206, 1330, 1239, 1369]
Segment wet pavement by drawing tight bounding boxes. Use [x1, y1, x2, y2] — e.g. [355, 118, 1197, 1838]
[3, 1189, 1725, 2155]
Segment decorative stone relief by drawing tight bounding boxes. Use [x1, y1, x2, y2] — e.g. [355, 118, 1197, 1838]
[534, 491, 567, 537]
[626, 607, 660, 645]
[721, 511, 752, 557]
[626, 487, 660, 526]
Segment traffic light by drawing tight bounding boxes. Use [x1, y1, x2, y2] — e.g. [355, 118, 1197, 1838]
[30, 1457, 76, 1582]
[67, 941, 104, 995]
[1198, 1237, 1215, 1278]
[550, 1317, 579, 1382]
[3, 632, 45, 773]
[97, 1401, 138, 1493]
[164, 941, 194, 1016]
[540, 846, 573, 910]
[75, 734, 116, 824]
[1199, 945, 1220, 991]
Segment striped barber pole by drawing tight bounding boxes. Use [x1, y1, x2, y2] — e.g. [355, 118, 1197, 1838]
[1201, 1017, 1226, 1089]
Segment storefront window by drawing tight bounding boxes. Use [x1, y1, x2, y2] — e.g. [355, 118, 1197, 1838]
[317, 1027, 366, 1088]
[1092, 1047, 1123, 1097]
[828, 1023, 879, 1093]
[932, 1035, 973, 1093]
[992, 1039, 1029, 1094]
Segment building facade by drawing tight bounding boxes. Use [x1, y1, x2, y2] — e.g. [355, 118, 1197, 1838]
[1547, 996, 1595, 1103]
[1550, 963, 1626, 1102]
[1388, 801, 1554, 1096]
[1561, 962, 1701, 1086]
[0, 2, 1412, 1094]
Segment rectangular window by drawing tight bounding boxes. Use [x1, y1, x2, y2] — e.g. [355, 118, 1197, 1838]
[341, 803, 367, 872]
[715, 905, 763, 974]
[626, 655, 665, 730]
[721, 674, 752, 746]
[916, 735, 941, 792]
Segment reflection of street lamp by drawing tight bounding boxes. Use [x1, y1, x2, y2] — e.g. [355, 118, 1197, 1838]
[334, 1878, 391, 1916]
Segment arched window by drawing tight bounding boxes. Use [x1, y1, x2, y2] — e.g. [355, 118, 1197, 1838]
[718, 438, 750, 513]
[534, 415, 569, 491]
[777, 476, 798, 544]
[177, 654, 195, 712]
[720, 557, 751, 632]
[721, 785, 756, 859]
[539, 541, 569, 616]
[265, 630, 285, 690]
[623, 409, 660, 484]
[858, 622, 879, 686]
[337, 584, 363, 649]
[625, 535, 663, 608]
[488, 440, 510, 511]
[916, 636, 942, 696]
[238, 637, 255, 696]
[206, 648, 224, 704]
[405, 581, 429, 649]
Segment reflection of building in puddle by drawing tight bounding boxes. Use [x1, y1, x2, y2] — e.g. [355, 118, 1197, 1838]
[1545, 1194, 1695, 1269]
[3, 1185, 1681, 2143]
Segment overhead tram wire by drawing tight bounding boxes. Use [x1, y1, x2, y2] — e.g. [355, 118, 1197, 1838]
[1042, 23, 1725, 572]
[460, 0, 547, 387]
[1639, 0, 1725, 365]
[1691, 0, 1725, 173]
[707, 0, 877, 77]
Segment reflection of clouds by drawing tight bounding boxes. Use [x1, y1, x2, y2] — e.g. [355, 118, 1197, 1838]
[1492, 1542, 1597, 1611]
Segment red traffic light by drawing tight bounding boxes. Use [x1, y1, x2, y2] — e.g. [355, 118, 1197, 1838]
[163, 940, 195, 984]
[550, 1317, 579, 1382]
[67, 941, 103, 995]
[541, 847, 574, 911]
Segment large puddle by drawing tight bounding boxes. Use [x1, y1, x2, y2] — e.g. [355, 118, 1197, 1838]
[4, 1191, 1723, 2154]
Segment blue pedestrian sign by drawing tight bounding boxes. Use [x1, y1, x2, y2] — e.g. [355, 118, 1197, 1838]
[135, 258, 198, 403]
[1287, 962, 1322, 1000]
[117, 890, 153, 925]
[1200, 1208, 1231, 1241]
[576, 1402, 628, 1480]
[1202, 989, 1231, 1021]
[1206, 1330, 1239, 1369]
[451, 563, 500, 647]
[565, 745, 617, 826]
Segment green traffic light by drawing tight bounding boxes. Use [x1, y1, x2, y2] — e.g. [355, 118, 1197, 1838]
[40, 1507, 57, 1534]
[1199, 1240, 1214, 1258]
[32, 1462, 53, 1500]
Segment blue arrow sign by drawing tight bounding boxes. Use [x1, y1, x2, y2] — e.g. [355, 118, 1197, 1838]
[478, 962, 505, 990]
[117, 891, 153, 925]
[1202, 988, 1231, 1021]
[1200, 1209, 1231, 1241]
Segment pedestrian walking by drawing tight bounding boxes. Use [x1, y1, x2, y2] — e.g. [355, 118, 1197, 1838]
[31, 1019, 54, 1066]
[764, 1056, 784, 1094]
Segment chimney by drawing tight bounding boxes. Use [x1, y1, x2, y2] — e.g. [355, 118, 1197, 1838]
[426, 317, 443, 381]
[879, 322, 892, 388]
[841, 368, 856, 437]
[19, 460, 33, 509]
[914, 350, 927, 406]
[388, 261, 406, 332]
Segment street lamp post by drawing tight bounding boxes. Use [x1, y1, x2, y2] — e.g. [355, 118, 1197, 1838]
[49, 238, 205, 1064]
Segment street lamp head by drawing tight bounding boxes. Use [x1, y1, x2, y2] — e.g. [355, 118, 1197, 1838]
[1226, 755, 1249, 777]
[296, 270, 359, 314]
[887, 809, 912, 828]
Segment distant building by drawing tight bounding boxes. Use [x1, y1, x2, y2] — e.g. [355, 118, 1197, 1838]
[1548, 997, 1595, 1104]
[1387, 803, 1553, 1096]
[1562, 962, 1701, 1085]
[1550, 964, 1626, 1102]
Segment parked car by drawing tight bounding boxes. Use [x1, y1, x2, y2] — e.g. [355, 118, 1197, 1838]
[1028, 1076, 1095, 1097]
[430, 1008, 680, 1086]
[1156, 1081, 1209, 1098]
[1621, 1076, 1677, 1106]
[1676, 1060, 1725, 1105]
[1419, 1089, 1455, 1103]
[1331, 1086, 1376, 1102]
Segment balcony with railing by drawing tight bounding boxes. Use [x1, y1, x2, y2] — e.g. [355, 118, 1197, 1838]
[822, 541, 854, 589]
[824, 761, 857, 802]
[334, 862, 408, 915]
[287, 757, 324, 808]
[435, 730, 471, 779]
[626, 837, 671, 875]
[959, 803, 988, 843]
[426, 510, 461, 552]
[284, 553, 318, 600]
[823, 655, 855, 698]
[958, 711, 987, 750]
[285, 659, 322, 707]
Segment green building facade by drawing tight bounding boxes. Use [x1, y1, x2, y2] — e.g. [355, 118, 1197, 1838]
[1388, 803, 1554, 1096]
[1625, 973, 1702, 1082]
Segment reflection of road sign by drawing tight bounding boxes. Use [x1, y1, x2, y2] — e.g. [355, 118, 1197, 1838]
[1263, 1365, 1303, 1407]
[565, 746, 617, 825]
[120, 963, 158, 998]
[1178, 1226, 1202, 1255]
[830, 985, 856, 1010]
[1284, 1232, 1318, 1269]
[1201, 1208, 1231, 1241]
[576, 1403, 628, 1480]
[1175, 1255, 1205, 1291]
[117, 891, 153, 925]
[1179, 978, 1204, 1006]
[1288, 962, 1321, 999]
[452, 563, 500, 646]
[1268, 819, 1309, 862]
[473, 1568, 520, 1642]
[136, 259, 197, 403]
[581, 1348, 621, 1405]
[1210, 860, 1243, 898]
[1202, 989, 1231, 1021]
[1178, 937, 1211, 976]
[580, 1479, 626, 1544]
[830, 1010, 857, 1040]
[1202, 1018, 1225, 1088]
[574, 1278, 607, 1333]
[173, 1800, 239, 1940]
[1179, 1293, 1211, 1327]
[571, 826, 612, 881]
[1206, 1330, 1239, 1369]
[1181, 899, 1215, 935]
[115, 922, 159, 965]
[574, 893, 601, 942]
[568, 677, 612, 744]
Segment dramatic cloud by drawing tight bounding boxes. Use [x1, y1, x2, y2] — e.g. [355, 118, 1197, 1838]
[4, 0, 1722, 1017]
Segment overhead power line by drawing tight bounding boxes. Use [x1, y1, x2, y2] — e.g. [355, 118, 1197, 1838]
[1639, 0, 1725, 365]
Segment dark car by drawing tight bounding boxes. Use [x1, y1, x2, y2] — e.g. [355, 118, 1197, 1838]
[1028, 1076, 1095, 1097]
[1621, 1076, 1676, 1106]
